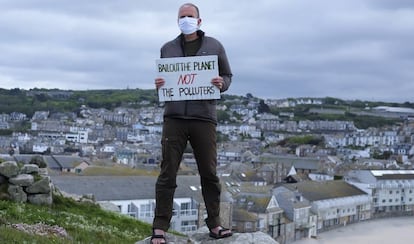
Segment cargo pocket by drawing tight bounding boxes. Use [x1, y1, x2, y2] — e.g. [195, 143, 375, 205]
[161, 135, 185, 174]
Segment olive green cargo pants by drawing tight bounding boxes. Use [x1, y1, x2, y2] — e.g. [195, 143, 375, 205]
[153, 118, 222, 231]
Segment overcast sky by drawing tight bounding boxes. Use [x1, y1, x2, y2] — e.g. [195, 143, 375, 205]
[1, 0, 413, 102]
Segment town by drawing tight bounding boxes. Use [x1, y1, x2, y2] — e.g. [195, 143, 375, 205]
[1, 89, 414, 243]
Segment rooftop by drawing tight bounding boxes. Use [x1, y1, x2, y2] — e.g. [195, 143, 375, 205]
[51, 175, 203, 201]
[283, 180, 368, 202]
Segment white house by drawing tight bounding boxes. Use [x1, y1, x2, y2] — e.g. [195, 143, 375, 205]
[51, 175, 231, 234]
[274, 180, 370, 235]
[345, 170, 414, 217]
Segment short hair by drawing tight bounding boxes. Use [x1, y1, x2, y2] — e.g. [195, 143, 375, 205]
[179, 3, 200, 18]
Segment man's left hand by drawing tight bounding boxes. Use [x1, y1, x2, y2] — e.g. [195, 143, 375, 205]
[211, 76, 224, 90]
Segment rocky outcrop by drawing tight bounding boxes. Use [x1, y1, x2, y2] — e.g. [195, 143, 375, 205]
[136, 226, 278, 244]
[0, 161, 53, 205]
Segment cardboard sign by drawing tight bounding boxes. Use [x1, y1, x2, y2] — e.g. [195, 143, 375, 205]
[156, 55, 220, 102]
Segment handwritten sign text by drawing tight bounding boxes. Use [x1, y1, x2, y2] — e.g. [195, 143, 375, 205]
[156, 55, 219, 102]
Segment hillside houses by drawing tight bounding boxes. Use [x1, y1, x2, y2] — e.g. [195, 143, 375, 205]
[1, 100, 413, 171]
[324, 128, 405, 148]
[1, 96, 414, 243]
[2, 150, 414, 243]
[51, 175, 233, 234]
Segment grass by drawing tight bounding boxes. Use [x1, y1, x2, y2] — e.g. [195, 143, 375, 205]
[0, 194, 152, 244]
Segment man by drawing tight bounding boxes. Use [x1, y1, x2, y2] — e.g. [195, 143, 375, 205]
[151, 3, 233, 244]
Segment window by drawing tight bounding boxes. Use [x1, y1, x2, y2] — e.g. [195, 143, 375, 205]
[181, 202, 190, 210]
[180, 202, 195, 216]
[232, 222, 237, 228]
[139, 203, 152, 218]
[181, 220, 197, 232]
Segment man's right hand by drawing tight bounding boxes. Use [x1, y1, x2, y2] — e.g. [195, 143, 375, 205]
[155, 78, 165, 90]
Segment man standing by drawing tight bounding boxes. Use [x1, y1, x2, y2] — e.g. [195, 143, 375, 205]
[151, 3, 233, 244]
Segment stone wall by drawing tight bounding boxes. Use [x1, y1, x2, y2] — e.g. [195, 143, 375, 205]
[0, 161, 53, 205]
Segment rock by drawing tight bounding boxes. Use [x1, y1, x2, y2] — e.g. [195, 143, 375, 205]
[8, 185, 27, 203]
[0, 175, 6, 184]
[9, 174, 34, 187]
[136, 232, 190, 244]
[0, 161, 19, 178]
[0, 192, 10, 200]
[38, 168, 48, 176]
[189, 227, 278, 244]
[10, 223, 69, 239]
[26, 176, 52, 194]
[135, 227, 279, 244]
[0, 160, 55, 206]
[28, 192, 53, 206]
[21, 164, 39, 174]
[99, 201, 121, 213]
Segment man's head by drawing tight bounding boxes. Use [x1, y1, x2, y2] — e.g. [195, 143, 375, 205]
[178, 3, 200, 18]
[177, 3, 202, 35]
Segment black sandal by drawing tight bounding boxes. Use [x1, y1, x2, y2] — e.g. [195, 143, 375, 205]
[151, 229, 166, 244]
[209, 227, 233, 239]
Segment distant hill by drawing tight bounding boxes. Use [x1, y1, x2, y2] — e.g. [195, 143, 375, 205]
[1, 88, 412, 130]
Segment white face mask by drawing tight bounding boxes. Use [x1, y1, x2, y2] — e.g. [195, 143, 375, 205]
[178, 17, 199, 35]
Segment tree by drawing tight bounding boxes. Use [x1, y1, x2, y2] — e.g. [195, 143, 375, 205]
[217, 110, 230, 122]
[258, 99, 270, 114]
[30, 155, 47, 168]
[246, 93, 254, 99]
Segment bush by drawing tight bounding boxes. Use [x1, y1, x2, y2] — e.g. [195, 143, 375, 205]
[29, 156, 47, 168]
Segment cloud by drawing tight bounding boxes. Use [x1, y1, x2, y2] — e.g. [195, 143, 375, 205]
[0, 0, 413, 102]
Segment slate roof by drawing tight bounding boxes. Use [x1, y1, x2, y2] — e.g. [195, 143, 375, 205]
[0, 154, 15, 161]
[275, 191, 311, 210]
[232, 208, 258, 222]
[13, 155, 35, 163]
[219, 162, 253, 174]
[51, 175, 209, 202]
[258, 154, 321, 170]
[43, 156, 61, 169]
[8, 154, 89, 170]
[52, 155, 89, 168]
[285, 173, 310, 183]
[234, 195, 271, 213]
[371, 170, 414, 180]
[283, 180, 367, 202]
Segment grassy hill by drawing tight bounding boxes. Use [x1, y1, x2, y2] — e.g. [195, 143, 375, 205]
[1, 88, 412, 133]
[0, 194, 152, 243]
